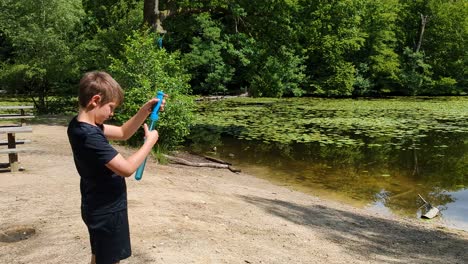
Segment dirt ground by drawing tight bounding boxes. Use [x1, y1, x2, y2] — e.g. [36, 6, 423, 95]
[0, 119, 467, 264]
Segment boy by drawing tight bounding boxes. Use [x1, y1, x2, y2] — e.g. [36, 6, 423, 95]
[67, 71, 164, 264]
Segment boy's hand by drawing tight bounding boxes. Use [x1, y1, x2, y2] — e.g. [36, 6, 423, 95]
[143, 123, 159, 145]
[143, 94, 168, 114]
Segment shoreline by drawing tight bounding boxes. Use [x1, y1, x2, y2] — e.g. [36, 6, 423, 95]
[175, 151, 468, 233]
[0, 123, 467, 263]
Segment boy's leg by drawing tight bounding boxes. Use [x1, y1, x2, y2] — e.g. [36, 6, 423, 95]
[85, 210, 131, 264]
[90, 255, 119, 264]
[83, 211, 98, 264]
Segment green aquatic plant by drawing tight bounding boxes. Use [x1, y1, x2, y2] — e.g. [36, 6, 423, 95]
[193, 97, 468, 147]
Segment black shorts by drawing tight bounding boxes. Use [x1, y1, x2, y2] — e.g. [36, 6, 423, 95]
[81, 209, 131, 264]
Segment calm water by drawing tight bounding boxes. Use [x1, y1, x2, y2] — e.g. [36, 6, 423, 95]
[187, 98, 468, 231]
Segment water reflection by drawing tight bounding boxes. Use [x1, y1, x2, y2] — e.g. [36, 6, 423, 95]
[439, 190, 468, 231]
[186, 126, 468, 231]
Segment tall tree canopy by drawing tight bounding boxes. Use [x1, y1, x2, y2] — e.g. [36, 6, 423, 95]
[0, 0, 84, 112]
[1, 0, 467, 106]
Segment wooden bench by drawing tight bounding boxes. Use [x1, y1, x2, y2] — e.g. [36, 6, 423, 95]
[0, 105, 34, 112]
[0, 106, 35, 126]
[0, 148, 35, 154]
[0, 139, 31, 146]
[0, 106, 34, 172]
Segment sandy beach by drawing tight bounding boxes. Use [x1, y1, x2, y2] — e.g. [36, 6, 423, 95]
[0, 120, 467, 264]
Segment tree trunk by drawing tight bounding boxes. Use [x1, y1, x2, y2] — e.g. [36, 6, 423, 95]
[143, 1, 228, 34]
[415, 14, 429, 53]
[143, 0, 167, 33]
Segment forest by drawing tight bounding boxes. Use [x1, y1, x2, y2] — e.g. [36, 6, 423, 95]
[0, 0, 467, 114]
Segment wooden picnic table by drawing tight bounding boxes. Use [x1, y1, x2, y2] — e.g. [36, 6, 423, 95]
[0, 105, 35, 171]
[0, 126, 34, 172]
[0, 105, 35, 124]
[0, 105, 34, 110]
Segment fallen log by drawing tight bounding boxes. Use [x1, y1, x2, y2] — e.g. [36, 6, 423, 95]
[163, 154, 241, 173]
[203, 155, 232, 165]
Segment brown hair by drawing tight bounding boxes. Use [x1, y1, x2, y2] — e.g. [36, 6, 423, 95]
[78, 71, 124, 108]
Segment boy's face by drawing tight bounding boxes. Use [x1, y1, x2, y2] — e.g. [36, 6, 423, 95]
[95, 101, 117, 125]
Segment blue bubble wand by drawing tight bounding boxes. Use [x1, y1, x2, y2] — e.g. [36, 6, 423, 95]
[135, 91, 165, 181]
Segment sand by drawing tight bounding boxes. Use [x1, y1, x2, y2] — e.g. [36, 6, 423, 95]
[0, 120, 467, 264]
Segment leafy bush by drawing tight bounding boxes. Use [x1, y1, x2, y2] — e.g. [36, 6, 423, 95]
[182, 13, 234, 95]
[248, 45, 306, 97]
[398, 48, 434, 95]
[0, 0, 83, 113]
[421, 77, 459, 95]
[110, 30, 194, 150]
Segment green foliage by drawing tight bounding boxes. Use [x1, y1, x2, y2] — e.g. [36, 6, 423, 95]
[1, 0, 467, 105]
[169, 0, 308, 97]
[182, 13, 234, 95]
[424, 0, 468, 92]
[109, 30, 194, 150]
[398, 48, 434, 95]
[432, 77, 458, 95]
[299, 0, 366, 96]
[358, 0, 400, 95]
[323, 62, 357, 97]
[0, 64, 44, 91]
[0, 0, 84, 112]
[194, 96, 468, 147]
[74, 0, 143, 72]
[222, 33, 256, 93]
[248, 45, 306, 97]
[353, 63, 373, 96]
[82, 0, 140, 29]
[396, 0, 467, 95]
[239, 0, 307, 97]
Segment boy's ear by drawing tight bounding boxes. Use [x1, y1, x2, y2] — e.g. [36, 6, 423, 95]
[88, 94, 102, 107]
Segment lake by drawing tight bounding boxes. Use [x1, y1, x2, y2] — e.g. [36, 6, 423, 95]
[187, 97, 468, 231]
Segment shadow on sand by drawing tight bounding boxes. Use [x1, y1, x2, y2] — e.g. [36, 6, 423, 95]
[241, 195, 468, 263]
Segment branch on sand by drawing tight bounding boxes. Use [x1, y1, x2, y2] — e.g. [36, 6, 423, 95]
[163, 154, 241, 173]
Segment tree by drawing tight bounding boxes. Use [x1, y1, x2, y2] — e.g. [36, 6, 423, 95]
[0, 0, 84, 112]
[399, 47, 433, 95]
[143, 0, 307, 97]
[415, 13, 429, 53]
[143, 0, 231, 33]
[423, 0, 468, 94]
[82, 0, 139, 30]
[238, 0, 306, 97]
[395, 0, 468, 95]
[109, 30, 194, 149]
[182, 13, 234, 95]
[355, 0, 400, 95]
[248, 45, 306, 97]
[143, 0, 169, 33]
[75, 0, 142, 72]
[298, 0, 366, 96]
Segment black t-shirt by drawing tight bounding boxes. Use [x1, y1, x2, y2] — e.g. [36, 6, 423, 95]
[67, 116, 127, 215]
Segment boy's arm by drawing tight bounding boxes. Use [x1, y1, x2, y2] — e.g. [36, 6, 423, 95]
[106, 124, 158, 177]
[104, 98, 161, 140]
